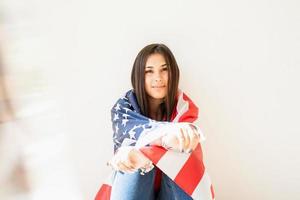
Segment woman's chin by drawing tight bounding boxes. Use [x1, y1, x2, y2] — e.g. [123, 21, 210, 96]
[146, 89, 167, 100]
[149, 94, 166, 100]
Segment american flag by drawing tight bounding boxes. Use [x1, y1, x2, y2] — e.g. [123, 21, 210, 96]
[95, 89, 215, 200]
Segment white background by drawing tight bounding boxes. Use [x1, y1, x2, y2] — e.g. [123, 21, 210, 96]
[1, 0, 300, 199]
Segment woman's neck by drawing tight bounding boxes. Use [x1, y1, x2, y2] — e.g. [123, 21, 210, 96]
[148, 98, 164, 120]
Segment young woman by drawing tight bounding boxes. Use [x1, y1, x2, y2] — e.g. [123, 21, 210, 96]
[104, 43, 205, 200]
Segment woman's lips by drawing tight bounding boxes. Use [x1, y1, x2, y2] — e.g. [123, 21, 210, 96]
[152, 86, 165, 88]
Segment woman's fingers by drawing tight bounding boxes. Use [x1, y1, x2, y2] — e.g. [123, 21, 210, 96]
[108, 147, 140, 173]
[160, 123, 202, 153]
[187, 126, 200, 151]
[128, 149, 145, 168]
[178, 128, 185, 152]
[189, 130, 199, 151]
[114, 157, 138, 173]
[108, 147, 155, 174]
[179, 124, 201, 153]
[161, 133, 177, 150]
[117, 161, 136, 173]
[165, 127, 193, 152]
[180, 127, 191, 152]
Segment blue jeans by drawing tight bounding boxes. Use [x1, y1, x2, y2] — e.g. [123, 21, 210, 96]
[110, 167, 193, 200]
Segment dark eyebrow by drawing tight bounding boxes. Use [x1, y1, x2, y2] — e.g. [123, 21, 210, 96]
[145, 63, 168, 68]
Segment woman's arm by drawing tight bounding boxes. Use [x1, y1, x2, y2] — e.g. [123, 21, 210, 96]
[149, 123, 200, 153]
[107, 146, 153, 174]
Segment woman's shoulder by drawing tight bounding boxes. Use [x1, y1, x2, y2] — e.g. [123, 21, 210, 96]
[111, 89, 138, 113]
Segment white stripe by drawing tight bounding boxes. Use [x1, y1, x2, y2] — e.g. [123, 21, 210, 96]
[156, 150, 190, 180]
[191, 170, 213, 200]
[135, 124, 168, 148]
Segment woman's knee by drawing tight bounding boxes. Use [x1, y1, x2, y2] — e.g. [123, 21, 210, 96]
[158, 173, 193, 200]
[110, 169, 156, 200]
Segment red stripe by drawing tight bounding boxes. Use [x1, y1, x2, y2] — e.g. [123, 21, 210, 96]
[94, 184, 111, 200]
[140, 146, 167, 164]
[178, 93, 199, 123]
[174, 144, 205, 195]
[210, 184, 215, 199]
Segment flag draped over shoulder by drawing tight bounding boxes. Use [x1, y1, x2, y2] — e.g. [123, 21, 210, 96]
[95, 89, 215, 200]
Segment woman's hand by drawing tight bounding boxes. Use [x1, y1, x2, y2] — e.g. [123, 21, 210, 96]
[108, 146, 152, 173]
[161, 123, 200, 153]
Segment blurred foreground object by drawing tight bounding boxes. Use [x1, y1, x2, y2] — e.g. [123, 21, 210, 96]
[0, 46, 31, 200]
[0, 1, 83, 199]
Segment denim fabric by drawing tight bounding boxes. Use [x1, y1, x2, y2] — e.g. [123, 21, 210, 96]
[110, 167, 193, 200]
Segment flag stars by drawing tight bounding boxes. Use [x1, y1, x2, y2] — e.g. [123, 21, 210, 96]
[113, 113, 119, 121]
[132, 125, 138, 130]
[122, 130, 127, 135]
[113, 138, 121, 145]
[122, 118, 129, 127]
[122, 96, 128, 101]
[123, 107, 131, 113]
[114, 103, 121, 111]
[128, 129, 136, 139]
[115, 124, 119, 133]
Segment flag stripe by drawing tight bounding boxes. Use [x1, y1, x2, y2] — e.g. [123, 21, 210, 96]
[140, 146, 167, 165]
[95, 184, 111, 200]
[191, 171, 213, 200]
[156, 150, 190, 180]
[174, 144, 205, 195]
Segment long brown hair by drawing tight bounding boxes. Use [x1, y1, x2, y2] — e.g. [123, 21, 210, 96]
[131, 43, 180, 121]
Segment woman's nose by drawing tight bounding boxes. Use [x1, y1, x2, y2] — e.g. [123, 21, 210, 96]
[153, 71, 163, 83]
[154, 76, 162, 82]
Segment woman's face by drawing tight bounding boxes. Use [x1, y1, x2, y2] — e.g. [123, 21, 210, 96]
[144, 53, 168, 101]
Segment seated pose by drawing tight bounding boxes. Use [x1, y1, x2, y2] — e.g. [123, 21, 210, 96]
[95, 43, 214, 200]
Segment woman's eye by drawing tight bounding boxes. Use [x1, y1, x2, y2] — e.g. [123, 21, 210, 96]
[162, 67, 168, 71]
[145, 70, 153, 74]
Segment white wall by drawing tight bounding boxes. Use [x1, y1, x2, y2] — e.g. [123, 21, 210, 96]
[2, 0, 300, 199]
